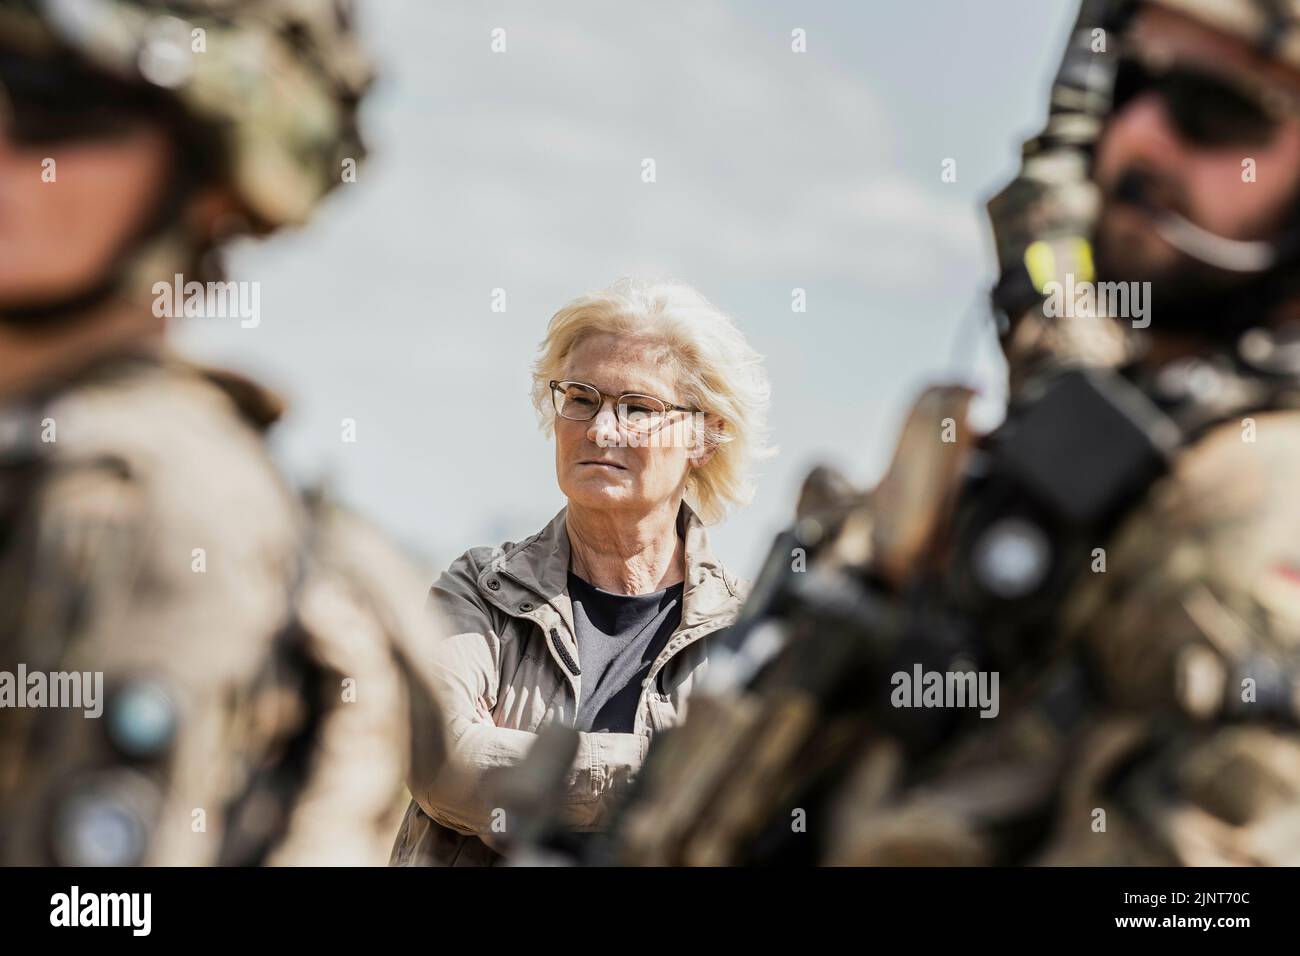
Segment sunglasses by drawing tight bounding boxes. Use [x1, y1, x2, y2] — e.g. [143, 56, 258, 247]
[1111, 43, 1300, 149]
[0, 53, 162, 146]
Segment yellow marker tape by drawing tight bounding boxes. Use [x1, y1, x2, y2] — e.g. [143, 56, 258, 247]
[1072, 237, 1096, 284]
[1024, 240, 1056, 293]
[1025, 237, 1095, 291]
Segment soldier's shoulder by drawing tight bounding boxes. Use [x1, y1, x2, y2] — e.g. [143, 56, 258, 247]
[40, 354, 300, 525]
[45, 354, 278, 456]
[8, 356, 304, 613]
[1179, 406, 1300, 480]
[1071, 403, 1300, 700]
[1122, 404, 1300, 533]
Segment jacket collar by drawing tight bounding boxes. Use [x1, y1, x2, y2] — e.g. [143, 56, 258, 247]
[479, 500, 741, 634]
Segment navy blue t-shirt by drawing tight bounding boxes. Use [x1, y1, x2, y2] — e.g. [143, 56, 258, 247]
[567, 571, 684, 733]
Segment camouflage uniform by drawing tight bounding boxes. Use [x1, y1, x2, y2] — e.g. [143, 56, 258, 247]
[592, 0, 1300, 867]
[0, 0, 445, 865]
[981, 0, 1300, 866]
[819, 387, 1300, 866]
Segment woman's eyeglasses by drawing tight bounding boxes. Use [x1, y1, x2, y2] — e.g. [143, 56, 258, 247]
[549, 380, 698, 433]
[1111, 41, 1300, 149]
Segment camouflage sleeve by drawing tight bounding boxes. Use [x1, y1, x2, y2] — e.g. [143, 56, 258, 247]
[0, 446, 299, 865]
[1043, 411, 1300, 864]
[265, 507, 449, 866]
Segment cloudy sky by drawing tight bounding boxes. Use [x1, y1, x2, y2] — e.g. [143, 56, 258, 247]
[176, 0, 1080, 578]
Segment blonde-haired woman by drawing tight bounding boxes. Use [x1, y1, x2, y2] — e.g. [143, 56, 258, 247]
[391, 278, 772, 866]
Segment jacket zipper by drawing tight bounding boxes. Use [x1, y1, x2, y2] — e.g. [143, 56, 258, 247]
[549, 627, 581, 676]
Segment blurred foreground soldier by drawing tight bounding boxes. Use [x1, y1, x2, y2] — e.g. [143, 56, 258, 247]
[564, 0, 1300, 866]
[0, 0, 443, 865]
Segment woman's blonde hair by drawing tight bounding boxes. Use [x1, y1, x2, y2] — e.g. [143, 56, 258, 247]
[531, 278, 773, 525]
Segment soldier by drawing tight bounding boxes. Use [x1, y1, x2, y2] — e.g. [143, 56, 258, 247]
[0, 0, 443, 865]
[586, 0, 1300, 867]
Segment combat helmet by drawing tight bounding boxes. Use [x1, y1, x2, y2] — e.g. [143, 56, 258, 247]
[1146, 0, 1300, 70]
[0, 0, 373, 318]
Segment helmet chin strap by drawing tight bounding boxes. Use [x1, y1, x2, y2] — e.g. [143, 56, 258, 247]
[0, 272, 127, 329]
[1145, 210, 1279, 272]
[0, 228, 194, 332]
[1115, 172, 1295, 274]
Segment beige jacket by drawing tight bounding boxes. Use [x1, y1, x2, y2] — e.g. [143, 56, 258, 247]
[390, 502, 746, 865]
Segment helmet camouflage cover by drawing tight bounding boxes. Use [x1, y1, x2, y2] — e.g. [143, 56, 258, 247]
[0, 0, 373, 230]
[1144, 0, 1300, 70]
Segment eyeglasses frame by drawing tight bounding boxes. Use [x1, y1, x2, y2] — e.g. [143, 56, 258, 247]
[548, 379, 701, 432]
